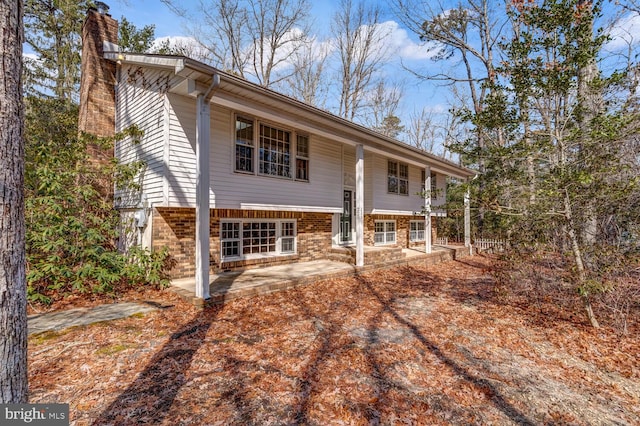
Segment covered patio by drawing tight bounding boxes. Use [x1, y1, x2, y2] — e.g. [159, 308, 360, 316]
[171, 244, 470, 306]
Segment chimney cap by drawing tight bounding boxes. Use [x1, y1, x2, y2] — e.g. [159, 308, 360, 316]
[95, 1, 110, 15]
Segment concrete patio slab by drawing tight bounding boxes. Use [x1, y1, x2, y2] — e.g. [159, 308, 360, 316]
[171, 245, 470, 306]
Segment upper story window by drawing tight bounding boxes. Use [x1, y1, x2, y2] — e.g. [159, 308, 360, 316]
[431, 172, 437, 199]
[235, 116, 254, 173]
[296, 135, 309, 181]
[260, 124, 291, 178]
[388, 160, 408, 195]
[235, 115, 309, 182]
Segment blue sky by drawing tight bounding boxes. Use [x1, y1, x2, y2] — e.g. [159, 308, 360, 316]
[108, 0, 341, 38]
[88, 1, 640, 153]
[104, 0, 448, 137]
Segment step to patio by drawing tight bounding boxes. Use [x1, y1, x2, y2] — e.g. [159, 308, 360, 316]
[329, 245, 406, 266]
[327, 247, 355, 264]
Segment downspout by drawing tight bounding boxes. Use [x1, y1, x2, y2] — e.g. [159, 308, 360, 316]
[195, 73, 221, 301]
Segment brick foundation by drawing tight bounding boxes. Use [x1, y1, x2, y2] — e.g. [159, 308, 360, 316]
[152, 207, 333, 278]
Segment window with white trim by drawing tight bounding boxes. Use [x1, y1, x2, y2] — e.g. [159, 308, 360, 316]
[388, 160, 408, 195]
[260, 124, 291, 178]
[431, 172, 437, 200]
[220, 220, 297, 260]
[296, 135, 309, 181]
[235, 116, 254, 173]
[221, 222, 241, 257]
[234, 115, 310, 182]
[374, 221, 396, 245]
[410, 221, 426, 242]
[281, 221, 296, 253]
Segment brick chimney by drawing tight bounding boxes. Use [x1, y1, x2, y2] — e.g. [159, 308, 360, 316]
[78, 5, 118, 141]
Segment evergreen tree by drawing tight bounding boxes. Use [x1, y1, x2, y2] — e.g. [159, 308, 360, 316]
[24, 1, 156, 100]
[117, 16, 155, 53]
[457, 0, 640, 327]
[24, 0, 89, 101]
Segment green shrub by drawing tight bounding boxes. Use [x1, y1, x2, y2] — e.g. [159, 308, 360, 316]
[24, 97, 172, 304]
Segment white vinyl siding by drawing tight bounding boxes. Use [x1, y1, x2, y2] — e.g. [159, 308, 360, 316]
[114, 66, 169, 207]
[370, 156, 425, 214]
[166, 93, 198, 206]
[211, 110, 342, 210]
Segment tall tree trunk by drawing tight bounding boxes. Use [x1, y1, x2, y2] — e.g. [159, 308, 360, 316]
[0, 0, 28, 403]
[564, 190, 600, 328]
[577, 0, 602, 244]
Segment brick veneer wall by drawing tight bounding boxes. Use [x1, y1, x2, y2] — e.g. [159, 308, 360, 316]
[152, 207, 333, 278]
[364, 214, 439, 248]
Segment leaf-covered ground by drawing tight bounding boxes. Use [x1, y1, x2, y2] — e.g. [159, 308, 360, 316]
[28, 256, 639, 425]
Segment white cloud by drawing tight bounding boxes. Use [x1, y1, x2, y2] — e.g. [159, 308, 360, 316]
[606, 13, 640, 50]
[150, 36, 211, 59]
[377, 21, 438, 61]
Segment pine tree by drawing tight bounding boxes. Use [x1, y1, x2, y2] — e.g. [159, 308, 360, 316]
[0, 0, 28, 403]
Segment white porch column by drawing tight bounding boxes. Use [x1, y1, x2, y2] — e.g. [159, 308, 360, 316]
[464, 183, 472, 256]
[424, 166, 432, 254]
[355, 144, 365, 267]
[195, 93, 211, 300]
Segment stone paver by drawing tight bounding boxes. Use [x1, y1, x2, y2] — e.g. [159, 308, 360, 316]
[28, 302, 162, 335]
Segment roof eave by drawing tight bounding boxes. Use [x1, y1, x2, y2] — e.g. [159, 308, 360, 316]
[106, 53, 476, 178]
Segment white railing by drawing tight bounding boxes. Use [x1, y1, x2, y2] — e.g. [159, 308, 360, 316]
[435, 237, 448, 245]
[474, 238, 507, 252]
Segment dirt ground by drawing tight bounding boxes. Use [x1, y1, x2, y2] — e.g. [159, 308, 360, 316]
[28, 255, 639, 425]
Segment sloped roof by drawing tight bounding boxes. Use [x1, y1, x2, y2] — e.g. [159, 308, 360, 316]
[105, 51, 475, 179]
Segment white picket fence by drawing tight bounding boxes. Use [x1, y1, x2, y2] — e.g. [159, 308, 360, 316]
[474, 238, 507, 252]
[435, 237, 448, 245]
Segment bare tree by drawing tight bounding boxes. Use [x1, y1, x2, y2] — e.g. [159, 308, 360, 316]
[0, 0, 28, 403]
[162, 0, 310, 87]
[393, 0, 505, 232]
[281, 36, 330, 106]
[367, 80, 403, 134]
[393, 0, 501, 115]
[405, 107, 436, 151]
[248, 0, 311, 87]
[152, 37, 217, 64]
[332, 0, 390, 121]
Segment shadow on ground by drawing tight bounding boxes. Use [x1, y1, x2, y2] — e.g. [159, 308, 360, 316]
[92, 275, 243, 425]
